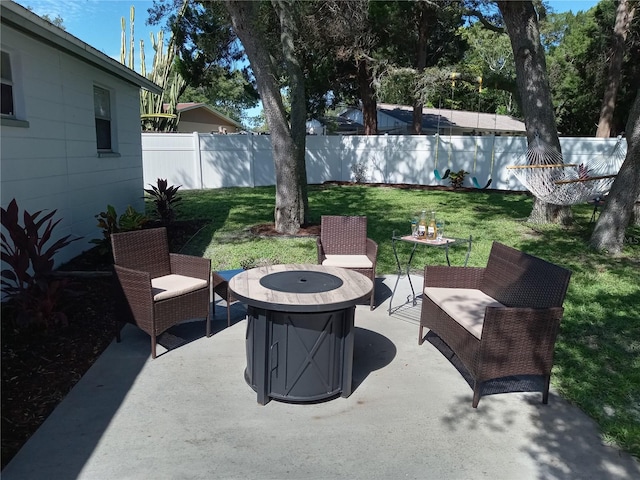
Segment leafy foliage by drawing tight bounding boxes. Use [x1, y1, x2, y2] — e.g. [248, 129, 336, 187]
[144, 178, 182, 222]
[0, 199, 80, 329]
[544, 1, 640, 135]
[449, 169, 469, 189]
[149, 0, 259, 127]
[350, 161, 369, 183]
[91, 205, 148, 254]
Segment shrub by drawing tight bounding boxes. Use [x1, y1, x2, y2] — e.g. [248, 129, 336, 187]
[449, 169, 469, 189]
[145, 178, 182, 222]
[91, 204, 148, 255]
[350, 162, 368, 183]
[0, 199, 80, 329]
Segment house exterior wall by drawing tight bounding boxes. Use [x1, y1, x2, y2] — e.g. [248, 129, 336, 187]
[176, 109, 242, 134]
[1, 25, 145, 265]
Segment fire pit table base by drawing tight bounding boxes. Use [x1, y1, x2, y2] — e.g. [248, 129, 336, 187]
[245, 305, 355, 405]
[229, 265, 373, 406]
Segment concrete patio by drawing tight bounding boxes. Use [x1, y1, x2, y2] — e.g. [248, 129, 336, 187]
[3, 274, 639, 479]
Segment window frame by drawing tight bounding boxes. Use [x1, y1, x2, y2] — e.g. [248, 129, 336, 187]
[93, 84, 115, 153]
[1, 48, 28, 128]
[1, 50, 15, 117]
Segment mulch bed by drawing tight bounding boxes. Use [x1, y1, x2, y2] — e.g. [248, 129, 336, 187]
[1, 277, 116, 469]
[250, 222, 320, 237]
[320, 180, 527, 195]
[0, 220, 207, 469]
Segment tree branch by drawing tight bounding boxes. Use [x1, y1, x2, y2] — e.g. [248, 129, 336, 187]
[465, 9, 505, 34]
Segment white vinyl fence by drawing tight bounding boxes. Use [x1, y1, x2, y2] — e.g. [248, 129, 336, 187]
[142, 133, 624, 192]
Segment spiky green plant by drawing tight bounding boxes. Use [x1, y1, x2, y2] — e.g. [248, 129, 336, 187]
[119, 3, 187, 132]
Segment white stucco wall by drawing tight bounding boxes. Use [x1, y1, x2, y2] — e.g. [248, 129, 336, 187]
[1, 25, 145, 265]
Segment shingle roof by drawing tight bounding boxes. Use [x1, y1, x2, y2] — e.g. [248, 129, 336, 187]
[377, 103, 525, 133]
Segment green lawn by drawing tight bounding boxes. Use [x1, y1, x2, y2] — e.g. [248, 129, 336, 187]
[161, 184, 640, 458]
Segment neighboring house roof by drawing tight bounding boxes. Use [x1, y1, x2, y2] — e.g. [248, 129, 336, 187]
[307, 116, 365, 135]
[376, 103, 526, 134]
[1, 1, 161, 94]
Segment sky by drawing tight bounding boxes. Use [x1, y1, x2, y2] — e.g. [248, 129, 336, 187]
[16, 0, 164, 72]
[15, 0, 601, 118]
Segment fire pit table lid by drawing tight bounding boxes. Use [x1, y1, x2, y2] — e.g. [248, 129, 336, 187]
[259, 270, 343, 293]
[228, 264, 373, 313]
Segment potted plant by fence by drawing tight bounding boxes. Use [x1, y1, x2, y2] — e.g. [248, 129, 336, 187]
[449, 169, 469, 189]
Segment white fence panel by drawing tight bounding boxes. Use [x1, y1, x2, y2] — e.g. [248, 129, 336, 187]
[142, 133, 626, 193]
[200, 135, 252, 188]
[306, 136, 342, 184]
[252, 136, 277, 187]
[561, 136, 623, 169]
[142, 133, 200, 189]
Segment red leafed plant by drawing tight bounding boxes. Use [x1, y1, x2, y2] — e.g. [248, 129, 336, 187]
[144, 178, 182, 222]
[578, 163, 592, 180]
[1, 199, 80, 330]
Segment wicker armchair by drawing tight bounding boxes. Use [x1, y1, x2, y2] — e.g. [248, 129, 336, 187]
[111, 227, 211, 358]
[316, 215, 378, 309]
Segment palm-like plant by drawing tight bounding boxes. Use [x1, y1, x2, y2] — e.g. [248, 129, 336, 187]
[145, 178, 182, 222]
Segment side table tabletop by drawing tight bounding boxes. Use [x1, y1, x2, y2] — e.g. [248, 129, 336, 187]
[388, 231, 472, 315]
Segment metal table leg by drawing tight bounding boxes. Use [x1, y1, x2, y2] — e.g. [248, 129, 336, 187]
[389, 235, 402, 315]
[463, 235, 473, 267]
[406, 243, 418, 304]
[389, 233, 418, 315]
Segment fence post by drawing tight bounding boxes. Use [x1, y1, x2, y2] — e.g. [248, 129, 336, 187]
[250, 134, 256, 187]
[193, 131, 204, 189]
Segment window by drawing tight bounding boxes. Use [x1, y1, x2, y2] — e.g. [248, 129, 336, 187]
[1, 51, 15, 116]
[94, 85, 112, 151]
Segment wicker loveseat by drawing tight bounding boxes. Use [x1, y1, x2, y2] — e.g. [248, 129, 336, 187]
[419, 241, 571, 407]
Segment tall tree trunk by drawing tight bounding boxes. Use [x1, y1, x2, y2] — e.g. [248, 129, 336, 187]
[595, 0, 635, 138]
[275, 0, 309, 225]
[358, 58, 378, 135]
[633, 202, 640, 225]
[224, 1, 308, 234]
[412, 1, 430, 135]
[498, 1, 572, 225]
[591, 89, 640, 253]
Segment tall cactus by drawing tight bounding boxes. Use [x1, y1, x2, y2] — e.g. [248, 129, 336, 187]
[119, 3, 187, 131]
[129, 6, 134, 71]
[120, 16, 126, 64]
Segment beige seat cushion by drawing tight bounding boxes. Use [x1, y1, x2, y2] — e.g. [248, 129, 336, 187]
[424, 287, 505, 339]
[151, 274, 208, 301]
[321, 254, 373, 269]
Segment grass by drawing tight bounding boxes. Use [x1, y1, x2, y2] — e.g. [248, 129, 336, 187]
[160, 184, 640, 458]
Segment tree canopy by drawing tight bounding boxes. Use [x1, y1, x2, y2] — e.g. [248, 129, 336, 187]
[545, 0, 639, 136]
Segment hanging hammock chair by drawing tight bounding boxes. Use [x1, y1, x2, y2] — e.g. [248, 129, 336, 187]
[472, 177, 492, 189]
[434, 167, 450, 181]
[507, 134, 626, 205]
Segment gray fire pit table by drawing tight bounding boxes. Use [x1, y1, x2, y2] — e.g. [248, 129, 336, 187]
[229, 264, 373, 405]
